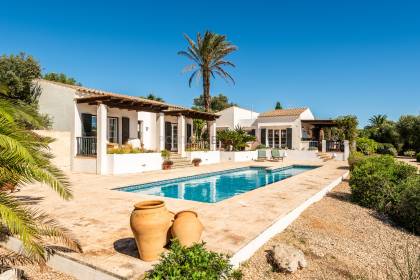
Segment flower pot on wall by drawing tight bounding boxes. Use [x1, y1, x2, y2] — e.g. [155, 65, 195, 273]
[171, 210, 203, 247]
[130, 200, 172, 261]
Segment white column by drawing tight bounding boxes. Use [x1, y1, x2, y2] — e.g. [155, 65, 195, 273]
[96, 103, 108, 175]
[322, 139, 327, 153]
[177, 115, 186, 157]
[265, 129, 269, 147]
[70, 102, 79, 171]
[343, 140, 350, 161]
[209, 121, 217, 151]
[156, 113, 165, 151]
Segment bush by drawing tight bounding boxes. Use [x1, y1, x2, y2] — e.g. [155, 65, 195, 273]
[389, 176, 420, 234]
[348, 151, 365, 171]
[146, 240, 242, 280]
[349, 155, 417, 210]
[356, 137, 378, 155]
[161, 149, 170, 159]
[403, 150, 416, 158]
[417, 152, 420, 162]
[377, 143, 398, 156]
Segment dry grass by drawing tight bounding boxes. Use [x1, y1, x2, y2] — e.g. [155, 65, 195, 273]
[241, 180, 420, 280]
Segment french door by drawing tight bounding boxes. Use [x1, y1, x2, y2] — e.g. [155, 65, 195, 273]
[266, 129, 288, 148]
[107, 117, 118, 143]
[165, 122, 178, 151]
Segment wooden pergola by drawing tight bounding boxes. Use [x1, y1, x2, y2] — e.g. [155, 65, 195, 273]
[76, 94, 219, 120]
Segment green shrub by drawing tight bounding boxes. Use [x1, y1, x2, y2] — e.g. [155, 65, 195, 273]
[416, 152, 420, 162]
[348, 151, 365, 171]
[377, 143, 398, 156]
[146, 240, 242, 280]
[404, 150, 416, 158]
[161, 149, 170, 159]
[389, 176, 420, 234]
[356, 137, 378, 155]
[349, 155, 417, 210]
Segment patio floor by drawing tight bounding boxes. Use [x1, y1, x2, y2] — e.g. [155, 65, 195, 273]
[14, 159, 348, 279]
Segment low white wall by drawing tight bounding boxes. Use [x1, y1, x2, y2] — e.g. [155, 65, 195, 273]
[186, 151, 220, 165]
[106, 153, 163, 175]
[73, 157, 97, 173]
[220, 151, 258, 162]
[34, 130, 71, 170]
[284, 150, 321, 161]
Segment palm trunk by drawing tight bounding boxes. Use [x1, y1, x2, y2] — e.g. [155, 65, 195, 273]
[203, 69, 211, 145]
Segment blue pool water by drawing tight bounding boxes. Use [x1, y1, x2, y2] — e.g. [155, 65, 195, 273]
[117, 165, 317, 203]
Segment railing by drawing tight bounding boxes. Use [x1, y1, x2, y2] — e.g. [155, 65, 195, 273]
[76, 136, 97, 156]
[186, 140, 209, 151]
[326, 140, 344, 152]
[308, 140, 320, 151]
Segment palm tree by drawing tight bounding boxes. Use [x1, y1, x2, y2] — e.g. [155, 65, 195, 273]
[369, 114, 388, 128]
[178, 31, 237, 137]
[145, 93, 164, 102]
[0, 85, 82, 265]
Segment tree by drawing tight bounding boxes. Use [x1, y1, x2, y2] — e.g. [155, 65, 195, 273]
[368, 114, 388, 128]
[178, 31, 237, 137]
[43, 72, 81, 86]
[0, 53, 42, 104]
[192, 93, 237, 112]
[275, 101, 283, 110]
[144, 93, 164, 102]
[335, 115, 359, 146]
[396, 115, 420, 152]
[217, 126, 256, 151]
[0, 85, 82, 264]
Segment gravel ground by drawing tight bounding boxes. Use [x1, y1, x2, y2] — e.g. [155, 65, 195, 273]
[0, 247, 75, 280]
[241, 180, 420, 280]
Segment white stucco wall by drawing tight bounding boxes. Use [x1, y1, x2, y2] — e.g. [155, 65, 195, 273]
[34, 130, 72, 170]
[216, 106, 258, 130]
[37, 80, 76, 131]
[220, 151, 257, 162]
[138, 111, 157, 150]
[73, 157, 97, 173]
[106, 153, 163, 175]
[186, 151, 220, 165]
[299, 108, 315, 120]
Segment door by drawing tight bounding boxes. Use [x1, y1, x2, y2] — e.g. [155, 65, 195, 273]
[171, 123, 178, 151]
[186, 123, 192, 143]
[122, 117, 130, 144]
[165, 122, 172, 150]
[107, 117, 118, 143]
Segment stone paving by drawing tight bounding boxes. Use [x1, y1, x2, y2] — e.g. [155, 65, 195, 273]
[15, 159, 348, 279]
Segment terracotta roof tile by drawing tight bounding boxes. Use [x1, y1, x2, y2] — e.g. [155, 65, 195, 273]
[258, 108, 307, 118]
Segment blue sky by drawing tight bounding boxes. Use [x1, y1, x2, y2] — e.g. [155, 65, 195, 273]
[1, 0, 419, 126]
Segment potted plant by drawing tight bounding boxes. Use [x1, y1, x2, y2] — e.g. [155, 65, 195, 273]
[162, 159, 173, 170]
[192, 158, 202, 167]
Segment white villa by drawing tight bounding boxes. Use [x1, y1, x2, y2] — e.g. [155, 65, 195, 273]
[36, 80, 347, 175]
[37, 79, 219, 175]
[216, 106, 340, 151]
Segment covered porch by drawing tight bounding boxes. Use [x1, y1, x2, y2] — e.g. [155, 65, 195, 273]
[301, 119, 343, 152]
[72, 94, 218, 174]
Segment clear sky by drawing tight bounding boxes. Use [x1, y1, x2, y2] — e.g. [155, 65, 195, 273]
[1, 0, 419, 126]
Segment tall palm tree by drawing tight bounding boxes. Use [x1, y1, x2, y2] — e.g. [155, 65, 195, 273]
[369, 114, 388, 128]
[178, 31, 237, 138]
[0, 85, 82, 265]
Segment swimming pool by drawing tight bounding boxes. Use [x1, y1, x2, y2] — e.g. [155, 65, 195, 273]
[117, 165, 317, 203]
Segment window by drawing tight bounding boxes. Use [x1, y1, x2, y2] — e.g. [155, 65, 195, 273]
[281, 129, 287, 148]
[268, 129, 274, 147]
[107, 117, 118, 143]
[261, 129, 266, 146]
[274, 130, 280, 148]
[81, 113, 97, 137]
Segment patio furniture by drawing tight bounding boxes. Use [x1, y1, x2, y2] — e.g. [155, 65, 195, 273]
[271, 149, 283, 161]
[256, 149, 267, 161]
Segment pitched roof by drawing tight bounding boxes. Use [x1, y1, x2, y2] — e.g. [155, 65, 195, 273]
[258, 108, 308, 118]
[37, 79, 219, 120]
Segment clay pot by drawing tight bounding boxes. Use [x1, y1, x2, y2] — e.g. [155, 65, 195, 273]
[171, 210, 203, 247]
[130, 200, 172, 261]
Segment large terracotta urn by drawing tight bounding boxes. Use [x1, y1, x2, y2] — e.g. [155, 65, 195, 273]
[130, 200, 172, 261]
[171, 210, 204, 247]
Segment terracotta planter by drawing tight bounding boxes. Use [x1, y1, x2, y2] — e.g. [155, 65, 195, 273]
[193, 162, 200, 167]
[130, 200, 172, 261]
[171, 210, 203, 247]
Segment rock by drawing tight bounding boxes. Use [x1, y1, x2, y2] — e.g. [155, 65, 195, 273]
[0, 269, 24, 280]
[269, 243, 307, 273]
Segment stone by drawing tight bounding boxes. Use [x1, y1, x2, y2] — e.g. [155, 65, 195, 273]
[270, 243, 307, 273]
[0, 269, 23, 280]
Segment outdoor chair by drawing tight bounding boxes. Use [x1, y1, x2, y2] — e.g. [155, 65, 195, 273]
[256, 149, 267, 161]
